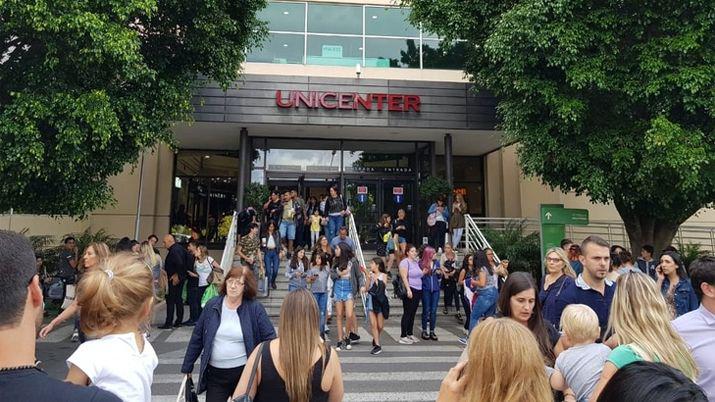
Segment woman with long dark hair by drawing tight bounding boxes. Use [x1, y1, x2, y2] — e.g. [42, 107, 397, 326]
[497, 272, 559, 366]
[466, 250, 498, 333]
[330, 243, 362, 350]
[262, 221, 282, 290]
[324, 185, 348, 241]
[656, 251, 698, 318]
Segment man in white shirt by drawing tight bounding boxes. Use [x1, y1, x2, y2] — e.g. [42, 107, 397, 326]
[672, 256, 715, 400]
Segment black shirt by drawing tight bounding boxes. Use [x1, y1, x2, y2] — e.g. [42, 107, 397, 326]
[392, 218, 409, 241]
[56, 250, 76, 280]
[165, 243, 190, 279]
[0, 368, 121, 402]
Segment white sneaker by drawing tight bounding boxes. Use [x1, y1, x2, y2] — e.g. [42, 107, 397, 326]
[399, 336, 413, 344]
[409, 335, 420, 343]
[71, 330, 79, 342]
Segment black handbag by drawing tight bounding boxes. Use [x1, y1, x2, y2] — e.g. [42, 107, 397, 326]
[392, 274, 407, 299]
[184, 376, 199, 402]
[231, 342, 265, 402]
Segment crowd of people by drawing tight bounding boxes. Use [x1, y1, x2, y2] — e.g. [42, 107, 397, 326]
[0, 186, 713, 402]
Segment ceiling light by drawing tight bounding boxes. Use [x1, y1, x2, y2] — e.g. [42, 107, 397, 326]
[204, 155, 211, 159]
[283, 43, 288, 47]
[371, 15, 378, 19]
[283, 11, 289, 15]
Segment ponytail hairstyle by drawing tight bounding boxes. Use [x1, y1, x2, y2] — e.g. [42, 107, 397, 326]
[77, 252, 154, 337]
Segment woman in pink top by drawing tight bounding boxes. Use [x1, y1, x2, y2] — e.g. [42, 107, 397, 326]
[398, 245, 423, 344]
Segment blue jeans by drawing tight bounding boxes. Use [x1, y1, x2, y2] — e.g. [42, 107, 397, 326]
[469, 287, 498, 333]
[313, 292, 327, 336]
[421, 289, 440, 332]
[327, 215, 343, 242]
[264, 249, 280, 286]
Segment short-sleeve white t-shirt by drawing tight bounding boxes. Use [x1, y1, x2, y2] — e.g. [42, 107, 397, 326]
[67, 332, 158, 402]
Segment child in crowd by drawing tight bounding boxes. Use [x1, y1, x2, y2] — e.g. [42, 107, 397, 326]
[65, 253, 158, 402]
[310, 209, 322, 249]
[286, 247, 309, 291]
[365, 257, 390, 355]
[549, 304, 610, 402]
[308, 252, 330, 339]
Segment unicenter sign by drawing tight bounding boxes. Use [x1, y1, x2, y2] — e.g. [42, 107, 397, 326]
[275, 90, 421, 113]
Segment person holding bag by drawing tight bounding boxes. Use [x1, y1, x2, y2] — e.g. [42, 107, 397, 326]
[181, 268, 276, 402]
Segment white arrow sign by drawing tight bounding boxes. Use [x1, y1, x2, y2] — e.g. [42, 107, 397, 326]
[545, 212, 553, 220]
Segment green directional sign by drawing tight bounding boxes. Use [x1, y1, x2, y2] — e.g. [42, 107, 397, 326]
[541, 206, 589, 225]
[539, 204, 590, 276]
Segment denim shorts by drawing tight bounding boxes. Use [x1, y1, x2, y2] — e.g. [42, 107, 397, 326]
[279, 220, 296, 240]
[333, 278, 353, 302]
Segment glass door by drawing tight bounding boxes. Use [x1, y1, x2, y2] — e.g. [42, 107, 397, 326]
[344, 180, 379, 248]
[382, 180, 415, 244]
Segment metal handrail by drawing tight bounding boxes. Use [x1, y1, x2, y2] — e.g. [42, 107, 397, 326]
[347, 213, 369, 320]
[464, 214, 501, 264]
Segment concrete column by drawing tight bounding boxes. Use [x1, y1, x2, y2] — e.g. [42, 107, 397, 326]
[430, 141, 437, 176]
[237, 127, 249, 211]
[444, 133, 454, 205]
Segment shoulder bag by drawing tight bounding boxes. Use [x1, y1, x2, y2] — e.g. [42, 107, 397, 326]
[231, 342, 266, 402]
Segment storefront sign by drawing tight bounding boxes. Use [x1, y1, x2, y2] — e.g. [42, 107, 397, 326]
[275, 90, 420, 112]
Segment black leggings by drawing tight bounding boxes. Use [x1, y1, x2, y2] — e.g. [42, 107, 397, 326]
[443, 282, 460, 310]
[400, 288, 423, 338]
[205, 365, 245, 402]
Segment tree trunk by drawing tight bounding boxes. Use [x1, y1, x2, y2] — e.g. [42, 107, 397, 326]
[614, 202, 683, 257]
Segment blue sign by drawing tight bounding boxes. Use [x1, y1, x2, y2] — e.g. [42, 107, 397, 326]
[357, 194, 367, 203]
[393, 194, 404, 204]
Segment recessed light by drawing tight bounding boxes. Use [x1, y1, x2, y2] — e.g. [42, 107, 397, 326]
[283, 43, 288, 47]
[283, 11, 289, 15]
[371, 15, 378, 19]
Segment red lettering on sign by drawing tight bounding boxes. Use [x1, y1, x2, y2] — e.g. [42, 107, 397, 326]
[338, 93, 354, 110]
[387, 95, 402, 112]
[319, 92, 337, 109]
[404, 95, 420, 112]
[373, 93, 387, 111]
[295, 91, 314, 109]
[275, 90, 294, 108]
[354, 93, 372, 110]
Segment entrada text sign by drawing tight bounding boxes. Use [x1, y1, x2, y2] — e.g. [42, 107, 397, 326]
[275, 90, 420, 112]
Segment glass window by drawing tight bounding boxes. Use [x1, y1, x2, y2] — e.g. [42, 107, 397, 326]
[365, 7, 419, 37]
[421, 39, 466, 70]
[265, 139, 340, 172]
[247, 33, 304, 64]
[306, 35, 362, 67]
[258, 2, 305, 32]
[175, 151, 239, 177]
[307, 4, 362, 35]
[342, 141, 415, 174]
[365, 38, 419, 68]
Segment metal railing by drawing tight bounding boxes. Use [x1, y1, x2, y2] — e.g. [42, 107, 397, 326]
[463, 214, 501, 263]
[464, 215, 715, 254]
[347, 213, 369, 320]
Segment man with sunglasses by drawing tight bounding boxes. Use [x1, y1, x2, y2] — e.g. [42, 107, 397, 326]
[0, 230, 120, 401]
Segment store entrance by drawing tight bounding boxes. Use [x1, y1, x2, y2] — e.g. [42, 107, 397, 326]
[344, 178, 415, 249]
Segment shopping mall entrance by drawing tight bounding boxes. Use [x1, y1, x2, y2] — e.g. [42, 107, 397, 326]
[257, 137, 425, 248]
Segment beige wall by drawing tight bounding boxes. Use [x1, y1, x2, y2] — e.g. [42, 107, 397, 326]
[485, 144, 715, 227]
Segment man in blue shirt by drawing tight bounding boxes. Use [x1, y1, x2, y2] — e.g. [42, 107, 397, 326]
[330, 226, 355, 251]
[554, 235, 616, 338]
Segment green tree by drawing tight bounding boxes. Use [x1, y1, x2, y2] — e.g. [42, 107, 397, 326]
[0, 0, 266, 216]
[407, 0, 715, 253]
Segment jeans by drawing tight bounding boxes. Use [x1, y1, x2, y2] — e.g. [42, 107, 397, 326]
[327, 215, 343, 242]
[313, 292, 327, 335]
[264, 249, 280, 286]
[279, 220, 296, 240]
[469, 287, 498, 332]
[400, 288, 422, 338]
[430, 221, 447, 249]
[451, 227, 464, 248]
[421, 289, 440, 332]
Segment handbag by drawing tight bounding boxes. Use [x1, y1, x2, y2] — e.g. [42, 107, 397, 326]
[61, 284, 76, 310]
[232, 342, 265, 402]
[176, 375, 199, 402]
[392, 274, 407, 299]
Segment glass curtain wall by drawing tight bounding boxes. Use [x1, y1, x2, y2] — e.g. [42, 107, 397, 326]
[248, 1, 464, 69]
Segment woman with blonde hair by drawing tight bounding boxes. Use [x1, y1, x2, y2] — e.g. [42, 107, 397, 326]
[589, 272, 699, 401]
[65, 253, 158, 401]
[140, 241, 163, 299]
[232, 288, 344, 402]
[39, 242, 111, 342]
[540, 247, 577, 325]
[437, 318, 553, 402]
